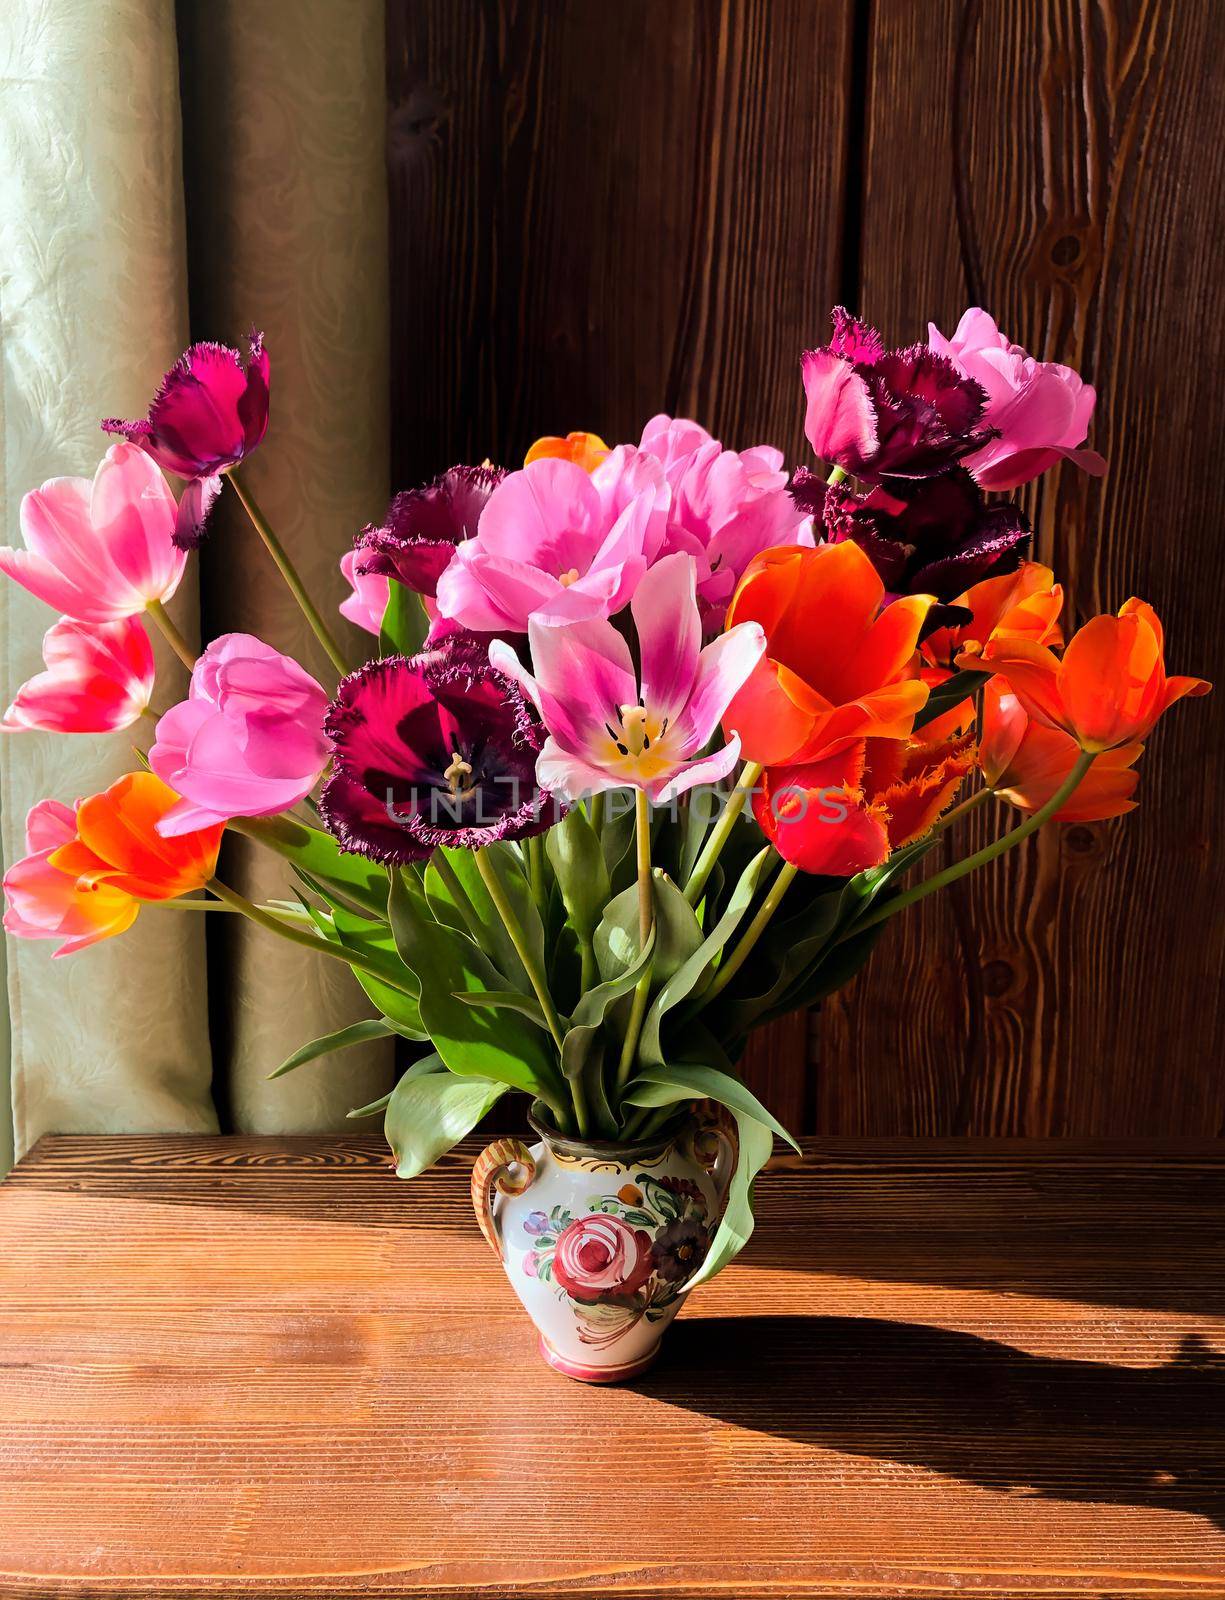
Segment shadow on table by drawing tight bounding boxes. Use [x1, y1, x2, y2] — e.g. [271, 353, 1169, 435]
[640, 1314, 1225, 1533]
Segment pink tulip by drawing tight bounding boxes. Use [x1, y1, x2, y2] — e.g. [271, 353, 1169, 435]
[0, 444, 186, 622]
[150, 633, 329, 836]
[927, 309, 1107, 490]
[434, 449, 669, 634]
[2, 800, 138, 955]
[490, 553, 765, 803]
[638, 415, 810, 630]
[103, 332, 269, 547]
[3, 616, 155, 733]
[338, 550, 389, 636]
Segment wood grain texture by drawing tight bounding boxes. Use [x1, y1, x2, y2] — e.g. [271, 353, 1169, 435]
[384, 0, 855, 1130]
[820, 0, 1225, 1135]
[2, 1134, 1225, 1597]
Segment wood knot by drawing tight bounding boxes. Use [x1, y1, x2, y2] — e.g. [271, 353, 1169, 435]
[982, 959, 1015, 1000]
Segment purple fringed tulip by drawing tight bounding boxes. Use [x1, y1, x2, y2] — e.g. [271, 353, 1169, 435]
[818, 464, 1029, 630]
[802, 307, 993, 483]
[821, 469, 1030, 637]
[319, 644, 557, 864]
[103, 332, 270, 549]
[353, 464, 506, 598]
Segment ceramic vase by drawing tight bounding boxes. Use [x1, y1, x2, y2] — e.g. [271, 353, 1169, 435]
[470, 1111, 738, 1383]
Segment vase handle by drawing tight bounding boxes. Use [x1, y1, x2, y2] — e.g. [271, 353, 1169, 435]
[470, 1137, 537, 1260]
[689, 1102, 739, 1216]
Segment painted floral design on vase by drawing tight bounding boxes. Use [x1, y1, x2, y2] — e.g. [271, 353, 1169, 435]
[470, 1111, 737, 1383]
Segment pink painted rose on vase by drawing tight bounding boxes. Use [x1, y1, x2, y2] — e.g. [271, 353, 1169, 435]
[552, 1214, 655, 1302]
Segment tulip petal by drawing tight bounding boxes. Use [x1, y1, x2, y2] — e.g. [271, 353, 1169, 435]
[68, 772, 223, 900]
[802, 348, 878, 467]
[755, 755, 890, 876]
[172, 473, 223, 551]
[2, 616, 155, 734]
[632, 552, 701, 725]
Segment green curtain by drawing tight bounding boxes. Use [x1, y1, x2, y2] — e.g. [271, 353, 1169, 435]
[0, 0, 394, 1163]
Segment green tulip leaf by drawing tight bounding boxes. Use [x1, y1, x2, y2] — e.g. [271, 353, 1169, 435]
[388, 873, 563, 1100]
[453, 989, 549, 1029]
[269, 1017, 399, 1080]
[424, 844, 541, 993]
[638, 846, 772, 1065]
[546, 806, 611, 944]
[384, 1055, 507, 1178]
[623, 1060, 798, 1287]
[379, 580, 430, 658]
[912, 667, 988, 731]
[233, 814, 389, 916]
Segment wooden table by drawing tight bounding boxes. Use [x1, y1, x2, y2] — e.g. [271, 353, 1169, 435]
[1, 1138, 1223, 1598]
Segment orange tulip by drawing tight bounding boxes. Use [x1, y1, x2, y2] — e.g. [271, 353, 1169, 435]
[978, 681, 1142, 822]
[723, 542, 934, 766]
[862, 732, 977, 849]
[3, 774, 224, 957]
[923, 560, 1064, 668]
[524, 431, 610, 473]
[960, 597, 1210, 753]
[753, 730, 974, 876]
[48, 772, 224, 900]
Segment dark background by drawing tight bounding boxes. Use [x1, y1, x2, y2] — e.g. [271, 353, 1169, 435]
[384, 0, 1224, 1137]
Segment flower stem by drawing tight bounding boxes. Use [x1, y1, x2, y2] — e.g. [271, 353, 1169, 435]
[473, 849, 566, 1058]
[693, 858, 798, 1013]
[684, 761, 762, 907]
[205, 877, 415, 991]
[152, 896, 241, 912]
[926, 784, 992, 840]
[614, 791, 656, 1102]
[229, 469, 351, 676]
[145, 599, 196, 672]
[847, 751, 1098, 940]
[635, 789, 652, 947]
[527, 834, 547, 908]
[588, 791, 605, 837]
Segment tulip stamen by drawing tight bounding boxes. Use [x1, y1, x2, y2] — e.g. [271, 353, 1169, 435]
[444, 749, 477, 801]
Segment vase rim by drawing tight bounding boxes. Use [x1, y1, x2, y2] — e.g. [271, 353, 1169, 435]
[526, 1109, 693, 1164]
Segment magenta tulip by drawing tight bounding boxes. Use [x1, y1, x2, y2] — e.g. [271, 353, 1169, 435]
[150, 633, 329, 836]
[3, 615, 155, 734]
[927, 309, 1106, 490]
[103, 332, 270, 548]
[352, 464, 506, 599]
[319, 643, 556, 864]
[0, 444, 186, 623]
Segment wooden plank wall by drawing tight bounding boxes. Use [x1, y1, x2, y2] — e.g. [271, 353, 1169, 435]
[386, 0, 1225, 1137]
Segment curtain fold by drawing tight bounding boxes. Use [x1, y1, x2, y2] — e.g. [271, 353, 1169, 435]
[0, 0, 215, 1158]
[1, 0, 394, 1157]
[178, 0, 395, 1130]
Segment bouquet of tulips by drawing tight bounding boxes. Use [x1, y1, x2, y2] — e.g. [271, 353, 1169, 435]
[2, 307, 1210, 1286]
